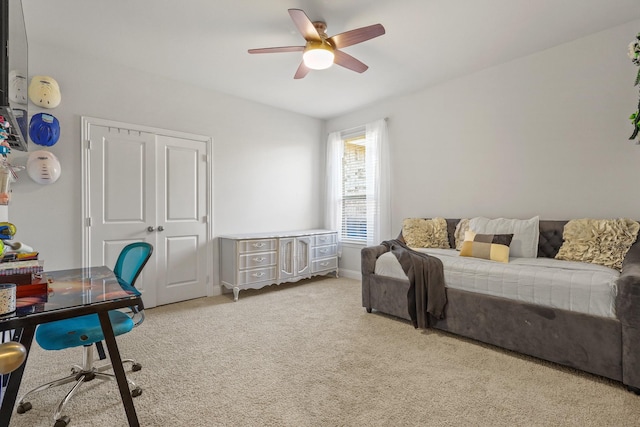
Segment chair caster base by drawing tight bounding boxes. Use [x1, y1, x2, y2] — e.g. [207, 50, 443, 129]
[16, 401, 32, 414]
[132, 362, 142, 372]
[77, 370, 95, 381]
[54, 415, 70, 427]
[132, 387, 143, 398]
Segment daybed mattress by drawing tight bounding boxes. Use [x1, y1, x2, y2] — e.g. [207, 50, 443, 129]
[374, 248, 619, 318]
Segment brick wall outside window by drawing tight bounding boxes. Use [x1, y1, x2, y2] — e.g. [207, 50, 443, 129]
[342, 141, 366, 240]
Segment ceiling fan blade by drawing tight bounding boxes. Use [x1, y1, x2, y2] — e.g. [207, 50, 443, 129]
[294, 62, 311, 79]
[248, 46, 305, 54]
[328, 24, 385, 49]
[288, 9, 322, 42]
[333, 50, 368, 73]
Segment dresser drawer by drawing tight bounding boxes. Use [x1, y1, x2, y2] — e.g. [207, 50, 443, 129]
[239, 239, 277, 253]
[314, 234, 337, 246]
[311, 257, 338, 273]
[312, 244, 337, 259]
[238, 267, 277, 285]
[239, 252, 277, 270]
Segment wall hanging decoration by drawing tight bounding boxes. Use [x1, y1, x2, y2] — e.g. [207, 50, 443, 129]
[0, 146, 14, 205]
[0, 136, 12, 205]
[27, 150, 61, 184]
[0, 117, 9, 147]
[629, 32, 640, 143]
[27, 75, 61, 108]
[8, 70, 27, 105]
[0, 120, 23, 204]
[29, 113, 60, 146]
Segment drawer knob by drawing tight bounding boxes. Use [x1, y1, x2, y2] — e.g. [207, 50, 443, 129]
[253, 243, 266, 248]
[252, 272, 265, 278]
[253, 257, 266, 262]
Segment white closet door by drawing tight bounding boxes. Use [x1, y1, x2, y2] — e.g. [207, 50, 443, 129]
[85, 120, 210, 308]
[87, 124, 158, 306]
[155, 135, 208, 306]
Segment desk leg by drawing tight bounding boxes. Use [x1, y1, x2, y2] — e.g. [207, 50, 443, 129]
[97, 311, 140, 427]
[0, 326, 36, 427]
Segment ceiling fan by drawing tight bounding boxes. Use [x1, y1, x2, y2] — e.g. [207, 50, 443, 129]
[248, 8, 385, 79]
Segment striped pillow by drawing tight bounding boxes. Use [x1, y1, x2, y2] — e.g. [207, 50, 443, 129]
[459, 230, 514, 263]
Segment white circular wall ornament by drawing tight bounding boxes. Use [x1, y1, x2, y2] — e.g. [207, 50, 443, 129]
[27, 150, 61, 184]
[28, 76, 61, 108]
[9, 70, 28, 105]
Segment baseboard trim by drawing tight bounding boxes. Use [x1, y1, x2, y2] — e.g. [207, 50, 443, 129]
[339, 269, 361, 280]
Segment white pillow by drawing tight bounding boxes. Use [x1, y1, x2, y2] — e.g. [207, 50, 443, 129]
[469, 216, 540, 258]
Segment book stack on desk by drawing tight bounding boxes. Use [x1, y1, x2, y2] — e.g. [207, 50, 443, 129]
[0, 255, 46, 297]
[0, 251, 40, 263]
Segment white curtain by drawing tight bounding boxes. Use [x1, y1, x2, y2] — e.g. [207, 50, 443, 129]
[325, 119, 391, 248]
[324, 131, 344, 245]
[365, 119, 392, 246]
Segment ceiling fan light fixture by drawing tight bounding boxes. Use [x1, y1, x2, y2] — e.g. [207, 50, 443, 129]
[303, 42, 335, 70]
[248, 9, 385, 79]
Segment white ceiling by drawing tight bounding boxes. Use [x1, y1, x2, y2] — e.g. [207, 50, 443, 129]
[21, 0, 640, 120]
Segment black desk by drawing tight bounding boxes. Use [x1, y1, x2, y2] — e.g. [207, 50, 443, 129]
[0, 266, 143, 427]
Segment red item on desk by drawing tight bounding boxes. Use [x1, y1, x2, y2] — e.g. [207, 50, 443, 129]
[16, 277, 48, 298]
[0, 273, 33, 285]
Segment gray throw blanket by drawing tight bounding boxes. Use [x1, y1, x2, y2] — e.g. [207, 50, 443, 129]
[381, 239, 447, 329]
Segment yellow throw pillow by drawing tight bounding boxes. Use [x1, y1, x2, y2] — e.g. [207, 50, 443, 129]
[402, 217, 450, 249]
[459, 230, 514, 263]
[555, 218, 640, 270]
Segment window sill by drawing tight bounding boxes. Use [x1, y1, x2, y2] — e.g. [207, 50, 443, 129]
[340, 240, 367, 248]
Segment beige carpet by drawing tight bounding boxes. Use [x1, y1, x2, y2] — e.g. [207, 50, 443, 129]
[7, 276, 640, 426]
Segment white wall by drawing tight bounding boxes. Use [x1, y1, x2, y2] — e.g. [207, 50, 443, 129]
[328, 20, 640, 275]
[9, 42, 324, 283]
[11, 20, 640, 281]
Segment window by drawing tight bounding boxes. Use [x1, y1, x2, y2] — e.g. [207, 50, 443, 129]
[325, 119, 391, 246]
[342, 133, 367, 242]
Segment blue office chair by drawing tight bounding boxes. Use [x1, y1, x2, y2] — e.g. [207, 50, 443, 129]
[16, 242, 153, 427]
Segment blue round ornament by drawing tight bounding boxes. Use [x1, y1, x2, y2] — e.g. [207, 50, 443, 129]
[29, 113, 60, 147]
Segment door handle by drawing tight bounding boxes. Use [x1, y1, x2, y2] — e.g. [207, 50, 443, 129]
[157, 226, 164, 232]
[147, 226, 155, 232]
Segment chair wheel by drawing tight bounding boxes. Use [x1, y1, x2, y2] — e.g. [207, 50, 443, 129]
[16, 401, 32, 414]
[132, 362, 142, 372]
[132, 387, 143, 398]
[54, 415, 70, 427]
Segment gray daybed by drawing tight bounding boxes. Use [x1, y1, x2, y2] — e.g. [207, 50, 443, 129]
[361, 219, 640, 394]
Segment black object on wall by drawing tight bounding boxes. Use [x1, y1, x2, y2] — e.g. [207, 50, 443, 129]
[0, 0, 28, 151]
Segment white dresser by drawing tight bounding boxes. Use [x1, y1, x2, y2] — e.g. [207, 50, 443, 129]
[219, 229, 338, 301]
